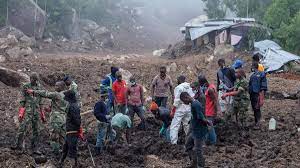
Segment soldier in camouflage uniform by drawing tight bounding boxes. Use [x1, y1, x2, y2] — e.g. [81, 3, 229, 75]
[28, 81, 68, 154]
[63, 76, 82, 107]
[12, 73, 43, 152]
[222, 69, 250, 128]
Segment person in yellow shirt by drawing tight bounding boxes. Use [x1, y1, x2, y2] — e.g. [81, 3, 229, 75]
[253, 54, 265, 72]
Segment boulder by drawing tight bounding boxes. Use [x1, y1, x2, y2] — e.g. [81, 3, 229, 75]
[6, 46, 33, 60]
[214, 44, 234, 57]
[0, 66, 30, 87]
[60, 8, 80, 40]
[167, 62, 177, 72]
[119, 68, 132, 84]
[153, 49, 166, 57]
[0, 55, 6, 62]
[79, 19, 99, 32]
[0, 26, 34, 47]
[0, 35, 18, 51]
[0, 26, 25, 39]
[8, 0, 46, 39]
[19, 35, 36, 47]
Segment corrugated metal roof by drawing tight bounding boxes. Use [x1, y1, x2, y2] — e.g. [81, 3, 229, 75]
[189, 24, 234, 40]
[254, 40, 300, 72]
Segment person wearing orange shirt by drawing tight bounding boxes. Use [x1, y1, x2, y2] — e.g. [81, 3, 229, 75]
[112, 71, 127, 114]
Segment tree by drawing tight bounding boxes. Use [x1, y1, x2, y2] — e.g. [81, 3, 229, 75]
[224, 0, 272, 21]
[264, 0, 300, 54]
[202, 0, 227, 19]
[0, 0, 8, 27]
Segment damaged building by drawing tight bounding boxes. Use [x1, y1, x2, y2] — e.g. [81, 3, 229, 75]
[181, 17, 269, 50]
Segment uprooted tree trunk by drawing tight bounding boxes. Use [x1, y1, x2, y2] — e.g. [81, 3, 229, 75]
[0, 66, 30, 87]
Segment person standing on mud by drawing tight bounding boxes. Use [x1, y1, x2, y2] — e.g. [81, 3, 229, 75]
[217, 59, 236, 117]
[170, 75, 194, 145]
[27, 81, 68, 154]
[222, 69, 250, 129]
[126, 76, 146, 129]
[181, 92, 210, 168]
[64, 76, 82, 107]
[101, 66, 119, 114]
[112, 71, 127, 114]
[59, 90, 81, 168]
[93, 93, 115, 155]
[12, 73, 43, 153]
[151, 66, 174, 107]
[198, 75, 218, 144]
[249, 62, 268, 129]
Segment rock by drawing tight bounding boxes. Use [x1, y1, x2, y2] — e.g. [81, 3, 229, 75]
[0, 55, 6, 62]
[167, 62, 177, 72]
[80, 19, 99, 32]
[60, 8, 80, 40]
[0, 26, 25, 39]
[43, 38, 52, 43]
[119, 68, 132, 84]
[19, 35, 35, 47]
[225, 146, 236, 154]
[6, 46, 33, 60]
[8, 0, 46, 39]
[0, 66, 30, 87]
[0, 35, 18, 50]
[153, 49, 166, 57]
[145, 155, 172, 167]
[214, 44, 234, 57]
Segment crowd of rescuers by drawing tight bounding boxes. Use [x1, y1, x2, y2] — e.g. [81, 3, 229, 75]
[11, 54, 268, 167]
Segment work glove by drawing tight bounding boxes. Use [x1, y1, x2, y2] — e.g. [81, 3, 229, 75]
[40, 109, 46, 123]
[18, 107, 26, 122]
[78, 127, 85, 141]
[26, 89, 34, 94]
[170, 106, 176, 118]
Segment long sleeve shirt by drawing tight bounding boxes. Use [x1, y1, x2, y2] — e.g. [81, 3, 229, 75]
[94, 100, 109, 123]
[173, 82, 194, 109]
[217, 67, 236, 91]
[249, 70, 268, 93]
[66, 102, 81, 132]
[191, 100, 208, 140]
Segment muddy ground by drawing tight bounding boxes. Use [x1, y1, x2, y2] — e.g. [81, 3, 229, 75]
[0, 52, 300, 168]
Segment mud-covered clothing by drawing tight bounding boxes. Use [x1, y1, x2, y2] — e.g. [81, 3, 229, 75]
[185, 132, 205, 168]
[127, 84, 144, 106]
[152, 75, 173, 98]
[128, 105, 145, 128]
[112, 80, 127, 104]
[16, 82, 43, 148]
[96, 122, 116, 148]
[191, 100, 208, 140]
[66, 102, 81, 133]
[34, 90, 68, 153]
[69, 81, 81, 107]
[232, 78, 250, 124]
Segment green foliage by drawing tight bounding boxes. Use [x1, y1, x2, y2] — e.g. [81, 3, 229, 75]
[264, 0, 300, 54]
[202, 0, 227, 19]
[0, 0, 7, 27]
[247, 27, 271, 50]
[224, 0, 272, 21]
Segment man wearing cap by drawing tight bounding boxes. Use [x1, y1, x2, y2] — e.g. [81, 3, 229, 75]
[101, 67, 119, 114]
[232, 59, 244, 70]
[64, 76, 82, 108]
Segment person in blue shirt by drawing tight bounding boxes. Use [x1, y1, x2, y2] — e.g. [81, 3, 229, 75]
[232, 59, 244, 70]
[180, 92, 211, 168]
[249, 62, 268, 129]
[100, 67, 119, 115]
[93, 93, 116, 155]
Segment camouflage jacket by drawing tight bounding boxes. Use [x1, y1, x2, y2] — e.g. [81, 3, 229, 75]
[34, 90, 68, 124]
[233, 78, 250, 103]
[20, 82, 43, 115]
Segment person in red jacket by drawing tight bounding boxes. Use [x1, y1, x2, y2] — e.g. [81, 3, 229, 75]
[112, 71, 127, 114]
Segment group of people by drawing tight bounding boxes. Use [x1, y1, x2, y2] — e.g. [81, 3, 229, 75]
[11, 53, 268, 168]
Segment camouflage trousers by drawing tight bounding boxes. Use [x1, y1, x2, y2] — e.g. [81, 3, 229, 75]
[49, 121, 66, 154]
[16, 112, 39, 148]
[233, 100, 249, 127]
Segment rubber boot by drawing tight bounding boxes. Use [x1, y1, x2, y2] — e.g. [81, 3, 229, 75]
[188, 151, 197, 168]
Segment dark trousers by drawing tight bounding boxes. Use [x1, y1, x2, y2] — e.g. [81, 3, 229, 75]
[185, 132, 205, 168]
[128, 105, 145, 128]
[61, 134, 78, 159]
[250, 92, 261, 123]
[154, 97, 168, 107]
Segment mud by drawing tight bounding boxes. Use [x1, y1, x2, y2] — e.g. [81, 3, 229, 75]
[0, 52, 299, 167]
